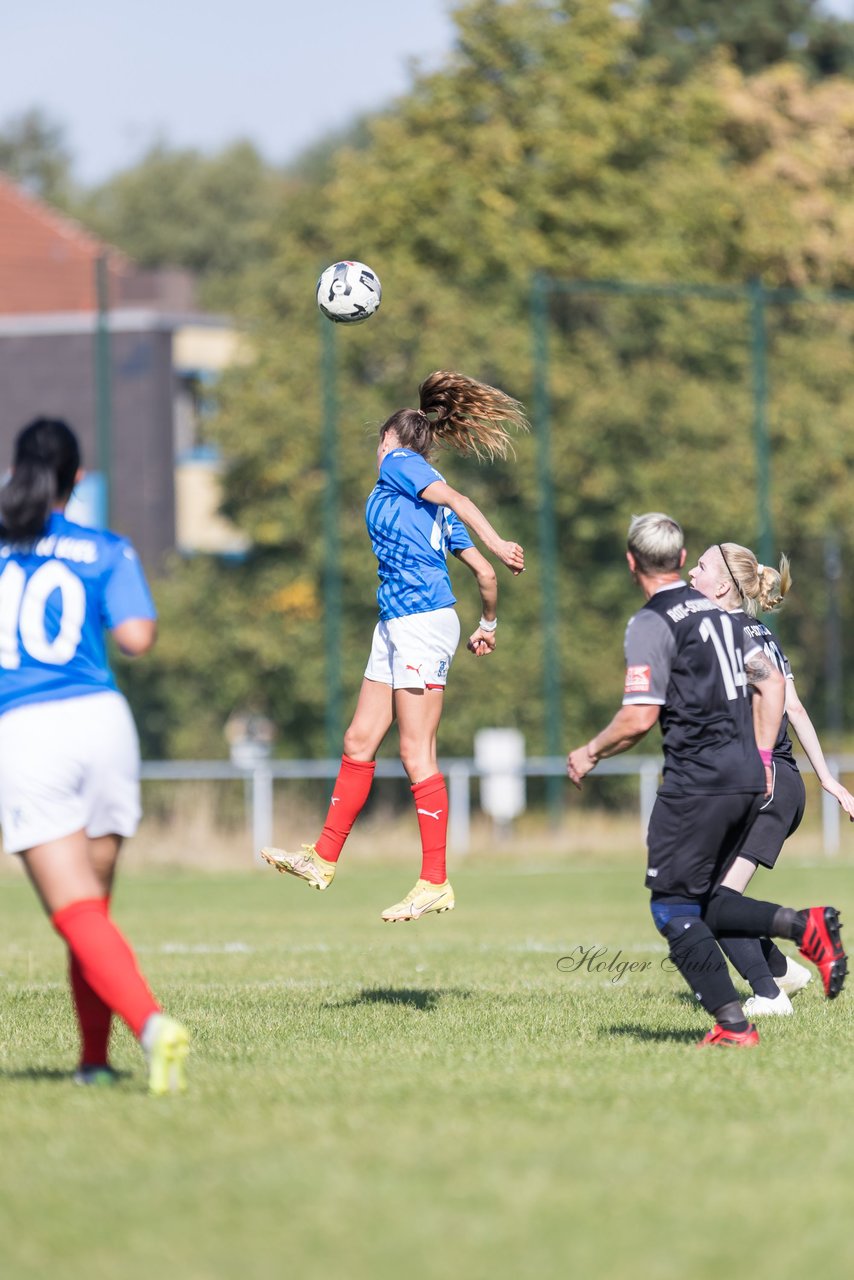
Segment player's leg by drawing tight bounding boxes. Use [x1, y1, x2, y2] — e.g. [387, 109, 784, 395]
[651, 898, 757, 1045]
[82, 695, 186, 1088]
[716, 855, 791, 1011]
[328, 676, 394, 849]
[67, 834, 123, 1081]
[715, 853, 810, 1009]
[382, 686, 455, 921]
[89, 832, 121, 897]
[262, 676, 393, 886]
[704, 890, 846, 999]
[752, 768, 812, 996]
[21, 833, 188, 1092]
[382, 610, 458, 922]
[647, 795, 759, 1045]
[263, 623, 396, 885]
[710, 768, 817, 1003]
[760, 939, 812, 997]
[397, 683, 448, 870]
[2, 695, 187, 1093]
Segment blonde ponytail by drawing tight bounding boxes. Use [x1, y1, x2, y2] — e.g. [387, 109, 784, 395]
[720, 543, 792, 616]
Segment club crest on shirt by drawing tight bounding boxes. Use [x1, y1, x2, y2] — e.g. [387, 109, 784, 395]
[624, 664, 652, 694]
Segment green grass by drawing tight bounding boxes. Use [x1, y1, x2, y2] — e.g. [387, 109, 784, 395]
[1, 857, 853, 1280]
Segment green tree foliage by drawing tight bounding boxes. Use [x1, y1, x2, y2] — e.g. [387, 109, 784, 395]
[634, 0, 854, 80]
[130, 0, 854, 764]
[287, 117, 375, 185]
[0, 108, 74, 204]
[76, 140, 285, 308]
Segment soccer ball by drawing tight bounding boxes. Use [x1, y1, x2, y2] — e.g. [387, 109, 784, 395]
[316, 260, 382, 324]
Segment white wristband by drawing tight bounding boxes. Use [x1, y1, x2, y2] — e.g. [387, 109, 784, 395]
[478, 616, 497, 632]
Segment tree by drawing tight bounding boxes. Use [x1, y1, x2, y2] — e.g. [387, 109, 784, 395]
[0, 108, 73, 204]
[287, 116, 375, 185]
[131, 0, 854, 762]
[76, 140, 286, 307]
[634, 0, 854, 80]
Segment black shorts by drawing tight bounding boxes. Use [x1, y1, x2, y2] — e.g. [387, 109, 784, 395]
[645, 791, 763, 900]
[739, 761, 805, 869]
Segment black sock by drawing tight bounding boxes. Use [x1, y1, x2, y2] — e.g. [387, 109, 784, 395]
[760, 937, 789, 978]
[718, 937, 780, 999]
[713, 1000, 749, 1032]
[704, 886, 780, 937]
[771, 907, 808, 943]
[663, 916, 741, 1015]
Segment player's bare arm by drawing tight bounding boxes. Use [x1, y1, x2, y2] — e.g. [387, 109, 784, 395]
[745, 650, 780, 687]
[785, 680, 854, 820]
[746, 650, 785, 794]
[455, 546, 498, 657]
[745, 650, 785, 746]
[112, 617, 158, 656]
[567, 704, 660, 789]
[419, 479, 524, 575]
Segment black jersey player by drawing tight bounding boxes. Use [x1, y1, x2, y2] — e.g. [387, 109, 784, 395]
[689, 541, 854, 1016]
[567, 513, 847, 1048]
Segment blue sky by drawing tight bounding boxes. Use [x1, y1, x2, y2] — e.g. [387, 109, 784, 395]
[4, 0, 852, 186]
[3, 1, 457, 184]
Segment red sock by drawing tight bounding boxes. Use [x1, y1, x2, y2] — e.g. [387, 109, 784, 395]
[315, 755, 376, 862]
[69, 897, 112, 1066]
[413, 773, 449, 884]
[52, 898, 159, 1039]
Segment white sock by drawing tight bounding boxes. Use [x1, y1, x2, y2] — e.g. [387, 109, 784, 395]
[140, 1011, 165, 1054]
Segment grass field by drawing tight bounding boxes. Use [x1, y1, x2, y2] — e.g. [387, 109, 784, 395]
[1, 854, 853, 1280]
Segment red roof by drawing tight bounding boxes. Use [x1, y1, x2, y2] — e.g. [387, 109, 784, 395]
[0, 172, 128, 314]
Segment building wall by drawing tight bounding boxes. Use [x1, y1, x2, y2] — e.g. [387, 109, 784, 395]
[0, 327, 176, 568]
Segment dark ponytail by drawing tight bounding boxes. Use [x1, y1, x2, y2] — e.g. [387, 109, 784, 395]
[0, 418, 81, 539]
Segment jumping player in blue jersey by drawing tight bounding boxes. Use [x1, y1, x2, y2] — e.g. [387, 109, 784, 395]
[262, 370, 527, 921]
[0, 418, 188, 1093]
[689, 541, 854, 1015]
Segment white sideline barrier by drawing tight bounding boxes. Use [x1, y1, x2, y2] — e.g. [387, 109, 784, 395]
[140, 755, 854, 858]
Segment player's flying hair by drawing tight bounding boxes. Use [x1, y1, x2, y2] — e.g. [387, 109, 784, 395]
[379, 370, 529, 462]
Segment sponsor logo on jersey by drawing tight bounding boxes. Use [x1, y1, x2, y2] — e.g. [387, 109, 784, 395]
[624, 664, 652, 694]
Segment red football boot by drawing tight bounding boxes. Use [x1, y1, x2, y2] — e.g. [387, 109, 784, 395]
[697, 1023, 760, 1048]
[798, 907, 847, 999]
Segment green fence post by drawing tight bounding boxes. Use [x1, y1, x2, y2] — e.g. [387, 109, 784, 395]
[94, 254, 113, 526]
[748, 277, 773, 568]
[824, 533, 844, 744]
[531, 273, 563, 818]
[320, 318, 343, 757]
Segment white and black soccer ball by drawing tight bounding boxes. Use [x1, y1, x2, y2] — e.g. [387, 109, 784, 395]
[316, 260, 382, 324]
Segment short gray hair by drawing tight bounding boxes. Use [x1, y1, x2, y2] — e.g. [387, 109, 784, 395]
[627, 512, 684, 574]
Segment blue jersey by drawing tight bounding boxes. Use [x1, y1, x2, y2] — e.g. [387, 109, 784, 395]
[365, 449, 474, 621]
[0, 512, 156, 716]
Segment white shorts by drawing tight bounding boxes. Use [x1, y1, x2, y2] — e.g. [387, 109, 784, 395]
[364, 607, 461, 690]
[0, 691, 142, 855]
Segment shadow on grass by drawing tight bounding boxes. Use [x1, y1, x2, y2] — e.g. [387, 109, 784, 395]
[0, 1066, 132, 1085]
[605, 1023, 702, 1045]
[0, 1067, 74, 1082]
[329, 987, 471, 1011]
